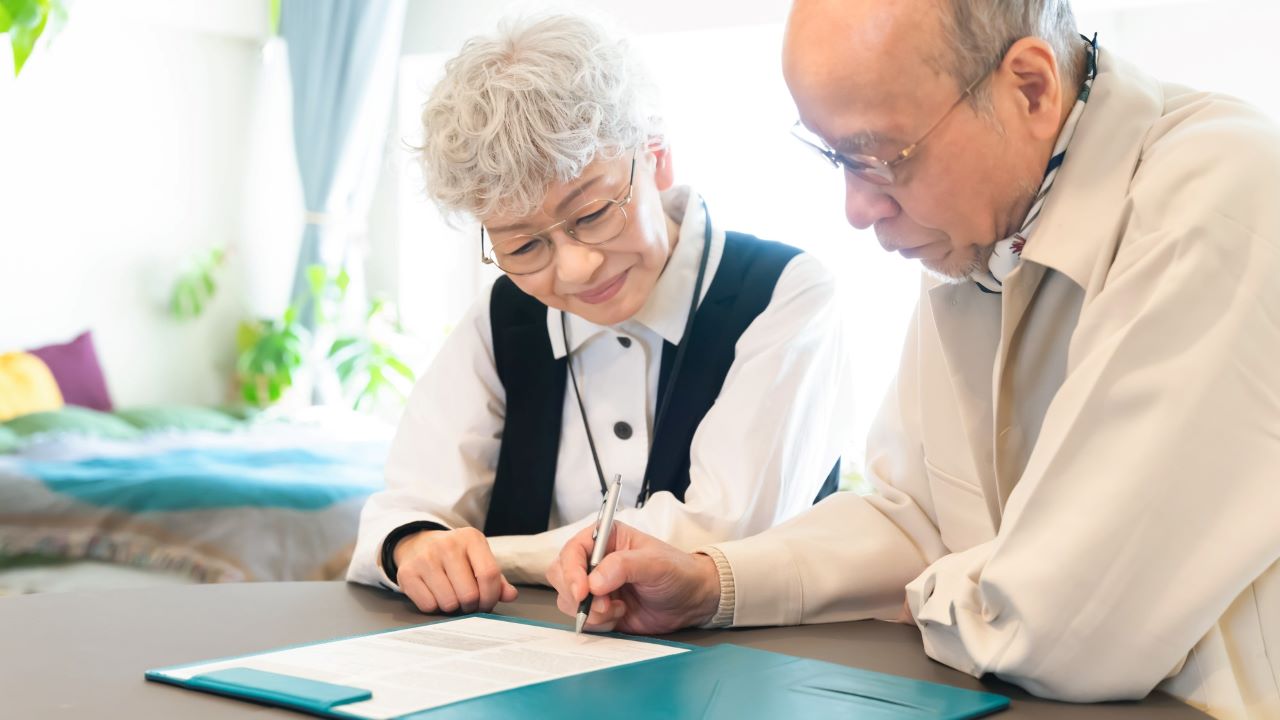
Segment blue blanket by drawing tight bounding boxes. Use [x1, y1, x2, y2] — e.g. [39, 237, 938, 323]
[0, 424, 390, 582]
[19, 446, 384, 513]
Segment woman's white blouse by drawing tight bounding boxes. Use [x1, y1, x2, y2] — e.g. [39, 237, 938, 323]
[348, 189, 856, 587]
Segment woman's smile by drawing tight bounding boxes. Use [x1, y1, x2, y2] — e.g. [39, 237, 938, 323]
[574, 269, 630, 305]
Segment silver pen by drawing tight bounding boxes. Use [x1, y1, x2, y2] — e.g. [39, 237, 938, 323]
[575, 474, 623, 634]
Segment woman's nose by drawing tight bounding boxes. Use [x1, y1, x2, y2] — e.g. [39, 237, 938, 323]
[554, 238, 606, 285]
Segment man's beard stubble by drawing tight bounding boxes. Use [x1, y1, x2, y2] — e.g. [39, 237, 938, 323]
[921, 242, 991, 285]
[920, 173, 1036, 285]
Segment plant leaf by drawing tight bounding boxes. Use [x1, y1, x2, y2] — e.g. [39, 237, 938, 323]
[1, 0, 43, 28]
[385, 356, 416, 382]
[306, 264, 326, 297]
[168, 246, 225, 321]
[9, 8, 46, 76]
[328, 337, 359, 358]
[335, 354, 363, 383]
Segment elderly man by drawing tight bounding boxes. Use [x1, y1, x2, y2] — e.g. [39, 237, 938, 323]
[546, 1, 1280, 717]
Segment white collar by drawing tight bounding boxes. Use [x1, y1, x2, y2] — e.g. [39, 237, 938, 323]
[548, 187, 724, 359]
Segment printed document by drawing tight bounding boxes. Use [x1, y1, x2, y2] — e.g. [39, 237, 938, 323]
[152, 616, 688, 718]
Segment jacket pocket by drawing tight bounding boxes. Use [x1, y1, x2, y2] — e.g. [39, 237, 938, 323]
[923, 459, 995, 552]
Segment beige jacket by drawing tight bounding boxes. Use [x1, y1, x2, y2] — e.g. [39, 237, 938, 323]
[710, 50, 1280, 719]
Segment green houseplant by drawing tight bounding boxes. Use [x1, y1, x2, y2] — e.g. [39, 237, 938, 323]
[234, 265, 415, 411]
[327, 297, 415, 411]
[169, 247, 226, 321]
[235, 304, 308, 407]
[1, 0, 68, 76]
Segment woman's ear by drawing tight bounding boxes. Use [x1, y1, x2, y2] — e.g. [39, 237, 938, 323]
[649, 144, 675, 191]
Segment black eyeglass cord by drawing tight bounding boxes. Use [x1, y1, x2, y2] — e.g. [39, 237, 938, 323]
[562, 200, 714, 506]
[563, 310, 610, 497]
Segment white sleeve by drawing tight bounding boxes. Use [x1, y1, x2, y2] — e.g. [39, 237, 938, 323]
[489, 253, 858, 584]
[345, 285, 505, 590]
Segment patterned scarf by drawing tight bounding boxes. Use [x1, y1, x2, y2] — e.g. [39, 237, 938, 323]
[971, 34, 1099, 294]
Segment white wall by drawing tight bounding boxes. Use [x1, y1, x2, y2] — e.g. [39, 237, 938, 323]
[0, 0, 282, 408]
[398, 0, 791, 55]
[1089, 0, 1280, 119]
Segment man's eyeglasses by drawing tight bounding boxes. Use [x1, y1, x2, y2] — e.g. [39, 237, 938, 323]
[480, 154, 637, 276]
[791, 74, 985, 186]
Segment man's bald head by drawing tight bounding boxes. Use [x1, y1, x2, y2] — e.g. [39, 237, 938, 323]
[783, 0, 955, 146]
[781, 0, 1084, 282]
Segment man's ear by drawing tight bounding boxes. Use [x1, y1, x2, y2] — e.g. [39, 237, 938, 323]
[649, 143, 675, 191]
[1000, 37, 1064, 142]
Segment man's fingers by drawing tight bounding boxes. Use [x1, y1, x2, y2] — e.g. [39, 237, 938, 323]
[548, 562, 576, 615]
[557, 524, 596, 602]
[586, 550, 647, 598]
[591, 594, 610, 616]
[555, 585, 581, 617]
[583, 595, 626, 632]
[608, 598, 628, 624]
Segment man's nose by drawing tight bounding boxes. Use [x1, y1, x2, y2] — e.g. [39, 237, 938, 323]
[844, 174, 900, 230]
[554, 237, 605, 285]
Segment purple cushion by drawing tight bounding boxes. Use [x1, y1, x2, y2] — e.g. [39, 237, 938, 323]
[28, 331, 114, 412]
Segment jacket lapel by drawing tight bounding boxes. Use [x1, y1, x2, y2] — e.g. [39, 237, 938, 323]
[988, 49, 1166, 510]
[991, 261, 1047, 510]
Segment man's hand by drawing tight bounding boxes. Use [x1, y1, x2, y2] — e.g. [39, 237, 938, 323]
[392, 528, 518, 614]
[546, 522, 722, 634]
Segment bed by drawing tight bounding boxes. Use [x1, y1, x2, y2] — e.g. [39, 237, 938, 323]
[0, 407, 390, 595]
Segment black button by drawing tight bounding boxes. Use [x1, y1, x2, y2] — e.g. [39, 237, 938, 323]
[617, 336, 632, 348]
[613, 422, 633, 440]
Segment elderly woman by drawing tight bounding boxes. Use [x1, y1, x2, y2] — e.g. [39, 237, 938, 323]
[347, 13, 853, 614]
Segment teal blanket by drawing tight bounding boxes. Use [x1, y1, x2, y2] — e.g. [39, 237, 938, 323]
[0, 427, 389, 582]
[18, 446, 383, 512]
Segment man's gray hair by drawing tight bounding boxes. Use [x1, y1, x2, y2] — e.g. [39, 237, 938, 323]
[418, 13, 663, 223]
[936, 0, 1080, 103]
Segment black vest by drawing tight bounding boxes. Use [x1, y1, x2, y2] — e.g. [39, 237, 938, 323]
[484, 231, 840, 536]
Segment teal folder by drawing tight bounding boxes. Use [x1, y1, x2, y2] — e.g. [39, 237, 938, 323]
[146, 614, 1009, 719]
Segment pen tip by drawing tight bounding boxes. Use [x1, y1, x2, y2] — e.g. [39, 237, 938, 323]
[574, 614, 587, 634]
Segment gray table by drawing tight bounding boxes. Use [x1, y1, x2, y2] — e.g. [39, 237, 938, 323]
[0, 582, 1208, 718]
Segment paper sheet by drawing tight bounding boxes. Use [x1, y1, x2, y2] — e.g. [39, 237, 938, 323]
[155, 616, 688, 719]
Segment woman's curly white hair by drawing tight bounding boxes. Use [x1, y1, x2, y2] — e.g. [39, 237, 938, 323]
[418, 13, 664, 223]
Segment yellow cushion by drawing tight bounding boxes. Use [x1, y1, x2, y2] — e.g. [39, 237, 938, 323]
[0, 352, 65, 421]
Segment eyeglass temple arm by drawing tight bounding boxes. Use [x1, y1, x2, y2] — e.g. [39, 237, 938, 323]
[479, 226, 493, 265]
[895, 76, 983, 164]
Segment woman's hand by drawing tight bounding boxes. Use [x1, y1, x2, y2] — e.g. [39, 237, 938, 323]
[393, 527, 518, 614]
[546, 522, 722, 634]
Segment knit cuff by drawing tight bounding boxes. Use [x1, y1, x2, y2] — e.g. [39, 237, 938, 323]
[695, 546, 737, 629]
[379, 520, 448, 586]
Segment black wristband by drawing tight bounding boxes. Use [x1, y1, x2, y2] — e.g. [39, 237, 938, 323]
[380, 520, 449, 585]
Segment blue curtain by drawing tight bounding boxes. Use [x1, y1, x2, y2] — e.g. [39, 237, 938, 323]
[280, 0, 407, 328]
